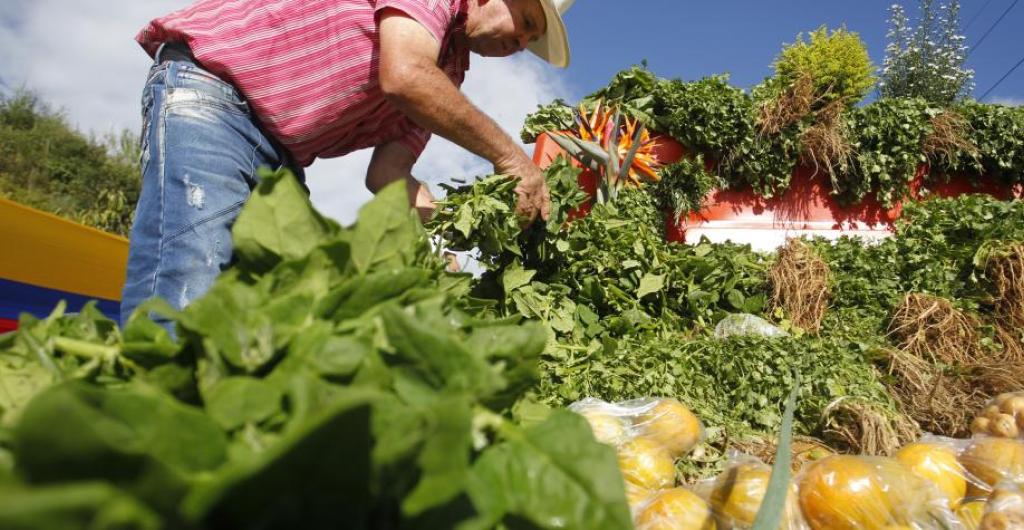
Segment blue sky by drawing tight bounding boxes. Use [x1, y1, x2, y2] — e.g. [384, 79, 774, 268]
[0, 0, 1019, 224]
[555, 0, 1024, 105]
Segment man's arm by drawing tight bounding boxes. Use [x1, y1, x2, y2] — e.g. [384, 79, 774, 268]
[377, 9, 549, 222]
[366, 140, 436, 223]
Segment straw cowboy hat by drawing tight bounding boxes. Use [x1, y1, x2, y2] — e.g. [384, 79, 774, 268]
[527, 0, 575, 68]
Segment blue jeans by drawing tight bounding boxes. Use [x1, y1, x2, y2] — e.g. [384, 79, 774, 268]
[120, 44, 303, 332]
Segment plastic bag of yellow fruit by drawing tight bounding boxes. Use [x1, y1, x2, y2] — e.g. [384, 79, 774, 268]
[894, 435, 990, 510]
[979, 481, 1024, 530]
[569, 397, 705, 457]
[570, 398, 635, 447]
[619, 436, 678, 490]
[959, 436, 1024, 498]
[796, 455, 960, 530]
[972, 393, 1024, 440]
[697, 453, 808, 530]
[635, 487, 718, 530]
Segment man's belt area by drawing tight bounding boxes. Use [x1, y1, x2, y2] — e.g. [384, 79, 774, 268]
[155, 41, 307, 180]
[160, 42, 198, 64]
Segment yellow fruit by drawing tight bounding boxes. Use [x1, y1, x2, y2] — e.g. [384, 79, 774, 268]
[960, 438, 1024, 497]
[579, 408, 630, 446]
[985, 406, 1005, 421]
[958, 500, 988, 530]
[635, 488, 717, 530]
[625, 482, 654, 512]
[637, 399, 703, 458]
[994, 393, 1017, 406]
[1000, 395, 1024, 418]
[799, 456, 894, 530]
[876, 457, 953, 526]
[618, 437, 677, 490]
[992, 414, 1022, 439]
[895, 442, 968, 508]
[710, 461, 801, 529]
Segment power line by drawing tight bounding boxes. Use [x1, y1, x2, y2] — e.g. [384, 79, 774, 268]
[968, 0, 1020, 57]
[979, 53, 1024, 101]
[965, 0, 997, 29]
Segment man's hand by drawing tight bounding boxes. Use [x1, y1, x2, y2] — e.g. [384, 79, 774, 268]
[498, 156, 550, 224]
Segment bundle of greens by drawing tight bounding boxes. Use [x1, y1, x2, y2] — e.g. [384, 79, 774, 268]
[522, 64, 1024, 213]
[431, 152, 1024, 463]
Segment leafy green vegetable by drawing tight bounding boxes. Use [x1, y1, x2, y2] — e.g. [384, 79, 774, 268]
[0, 481, 162, 530]
[0, 169, 630, 529]
[462, 410, 632, 530]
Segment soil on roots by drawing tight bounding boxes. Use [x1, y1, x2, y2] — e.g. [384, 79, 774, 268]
[769, 239, 830, 333]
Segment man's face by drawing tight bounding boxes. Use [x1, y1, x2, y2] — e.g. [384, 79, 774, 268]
[464, 0, 548, 58]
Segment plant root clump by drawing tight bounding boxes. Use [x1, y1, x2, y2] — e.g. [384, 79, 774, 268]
[885, 346, 1024, 438]
[821, 398, 919, 456]
[986, 242, 1024, 330]
[769, 239, 830, 333]
[923, 110, 980, 168]
[884, 346, 977, 437]
[995, 323, 1024, 361]
[887, 293, 980, 364]
[758, 73, 816, 136]
[884, 293, 1024, 437]
[733, 435, 836, 472]
[799, 99, 855, 181]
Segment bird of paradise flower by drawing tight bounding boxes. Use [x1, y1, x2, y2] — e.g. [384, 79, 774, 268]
[549, 100, 662, 202]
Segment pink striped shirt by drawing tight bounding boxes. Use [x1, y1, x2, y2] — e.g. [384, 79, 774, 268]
[137, 0, 470, 167]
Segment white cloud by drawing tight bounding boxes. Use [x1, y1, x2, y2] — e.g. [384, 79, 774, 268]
[990, 97, 1023, 107]
[0, 0, 575, 225]
[0, 0, 182, 135]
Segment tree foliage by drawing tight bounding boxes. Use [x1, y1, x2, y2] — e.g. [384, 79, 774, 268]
[0, 90, 140, 236]
[880, 0, 974, 104]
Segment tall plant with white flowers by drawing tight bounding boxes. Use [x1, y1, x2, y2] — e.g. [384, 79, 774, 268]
[880, 0, 975, 104]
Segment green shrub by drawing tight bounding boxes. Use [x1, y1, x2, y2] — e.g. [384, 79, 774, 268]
[771, 26, 877, 107]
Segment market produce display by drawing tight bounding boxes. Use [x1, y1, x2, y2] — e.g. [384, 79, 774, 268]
[429, 52, 1023, 528]
[3, 23, 1024, 530]
[2, 150, 1024, 529]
